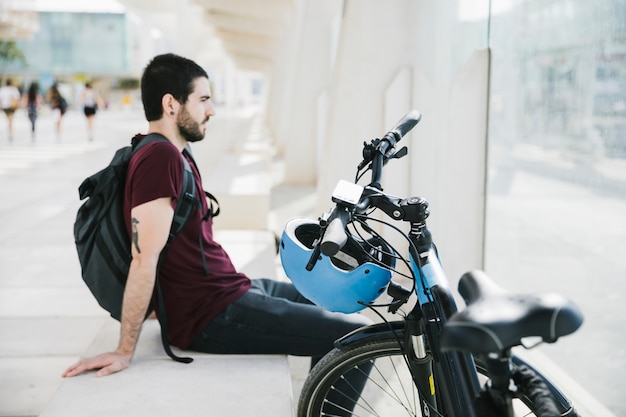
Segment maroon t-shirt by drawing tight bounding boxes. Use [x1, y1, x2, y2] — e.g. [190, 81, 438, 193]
[123, 138, 251, 348]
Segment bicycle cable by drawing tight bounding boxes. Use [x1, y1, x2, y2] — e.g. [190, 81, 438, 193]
[346, 215, 452, 417]
[354, 213, 437, 311]
[349, 216, 416, 305]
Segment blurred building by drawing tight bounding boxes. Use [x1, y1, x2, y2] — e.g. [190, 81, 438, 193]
[0, 0, 39, 40]
[7, 12, 128, 76]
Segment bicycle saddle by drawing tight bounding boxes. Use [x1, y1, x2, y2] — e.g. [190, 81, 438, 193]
[440, 270, 583, 354]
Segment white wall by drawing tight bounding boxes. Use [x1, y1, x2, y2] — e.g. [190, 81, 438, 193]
[268, 0, 491, 283]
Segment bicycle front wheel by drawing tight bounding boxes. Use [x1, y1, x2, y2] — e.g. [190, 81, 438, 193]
[298, 338, 417, 417]
[298, 335, 572, 417]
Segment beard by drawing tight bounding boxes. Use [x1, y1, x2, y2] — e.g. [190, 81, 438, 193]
[177, 106, 207, 143]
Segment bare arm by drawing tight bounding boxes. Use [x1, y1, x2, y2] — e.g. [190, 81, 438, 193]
[63, 197, 174, 377]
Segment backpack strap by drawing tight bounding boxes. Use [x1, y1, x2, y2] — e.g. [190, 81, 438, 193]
[155, 155, 196, 364]
[171, 156, 197, 234]
[203, 190, 221, 219]
[132, 134, 197, 364]
[131, 134, 198, 239]
[180, 145, 220, 220]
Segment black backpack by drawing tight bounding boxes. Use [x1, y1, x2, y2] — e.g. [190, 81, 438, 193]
[74, 133, 197, 363]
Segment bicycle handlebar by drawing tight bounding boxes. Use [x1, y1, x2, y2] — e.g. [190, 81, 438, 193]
[378, 110, 422, 156]
[320, 110, 422, 257]
[320, 207, 351, 256]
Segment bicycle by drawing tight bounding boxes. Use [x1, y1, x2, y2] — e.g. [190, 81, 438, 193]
[279, 110, 584, 417]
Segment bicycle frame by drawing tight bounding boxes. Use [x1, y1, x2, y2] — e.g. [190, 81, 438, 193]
[347, 192, 482, 416]
[408, 237, 481, 416]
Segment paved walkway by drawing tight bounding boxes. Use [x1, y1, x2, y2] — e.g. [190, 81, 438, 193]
[0, 108, 143, 416]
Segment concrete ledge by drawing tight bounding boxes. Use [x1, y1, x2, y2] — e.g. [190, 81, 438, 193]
[39, 230, 293, 417]
[40, 320, 293, 417]
[40, 356, 292, 417]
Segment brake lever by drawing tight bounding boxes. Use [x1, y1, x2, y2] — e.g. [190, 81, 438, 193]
[387, 146, 408, 161]
[359, 143, 408, 172]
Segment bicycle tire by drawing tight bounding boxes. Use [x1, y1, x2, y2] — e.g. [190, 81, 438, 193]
[298, 336, 577, 417]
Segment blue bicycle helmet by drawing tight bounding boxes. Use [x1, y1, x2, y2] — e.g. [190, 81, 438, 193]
[280, 218, 396, 313]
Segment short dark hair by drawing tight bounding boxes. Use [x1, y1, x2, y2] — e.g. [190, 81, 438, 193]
[140, 53, 208, 121]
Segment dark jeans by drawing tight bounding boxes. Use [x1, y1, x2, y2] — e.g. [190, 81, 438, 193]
[188, 278, 373, 415]
[189, 278, 372, 361]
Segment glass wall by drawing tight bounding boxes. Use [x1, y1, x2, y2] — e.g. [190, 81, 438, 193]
[486, 1, 626, 415]
[8, 11, 128, 76]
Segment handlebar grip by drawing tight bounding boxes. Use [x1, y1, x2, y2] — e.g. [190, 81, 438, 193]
[386, 110, 422, 143]
[320, 208, 351, 257]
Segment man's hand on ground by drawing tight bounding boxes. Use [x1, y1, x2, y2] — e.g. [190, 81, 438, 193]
[62, 351, 132, 378]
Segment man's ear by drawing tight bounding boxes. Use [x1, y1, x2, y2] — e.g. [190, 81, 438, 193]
[162, 93, 180, 117]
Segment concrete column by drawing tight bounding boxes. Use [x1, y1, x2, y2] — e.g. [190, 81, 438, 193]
[318, 0, 415, 211]
[267, 0, 344, 185]
[436, 49, 490, 281]
[406, 0, 491, 282]
[264, 0, 303, 155]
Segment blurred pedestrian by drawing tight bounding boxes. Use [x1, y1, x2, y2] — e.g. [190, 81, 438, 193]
[24, 81, 43, 141]
[46, 82, 68, 140]
[0, 79, 21, 142]
[80, 82, 104, 141]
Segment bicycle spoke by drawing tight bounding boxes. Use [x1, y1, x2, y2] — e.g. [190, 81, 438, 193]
[365, 357, 418, 415]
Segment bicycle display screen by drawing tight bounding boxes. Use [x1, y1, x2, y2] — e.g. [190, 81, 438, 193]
[331, 180, 364, 207]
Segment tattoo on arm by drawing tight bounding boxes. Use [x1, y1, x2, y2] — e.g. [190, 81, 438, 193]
[131, 217, 141, 254]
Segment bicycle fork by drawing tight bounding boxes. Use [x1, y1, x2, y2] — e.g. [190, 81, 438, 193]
[406, 314, 438, 415]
